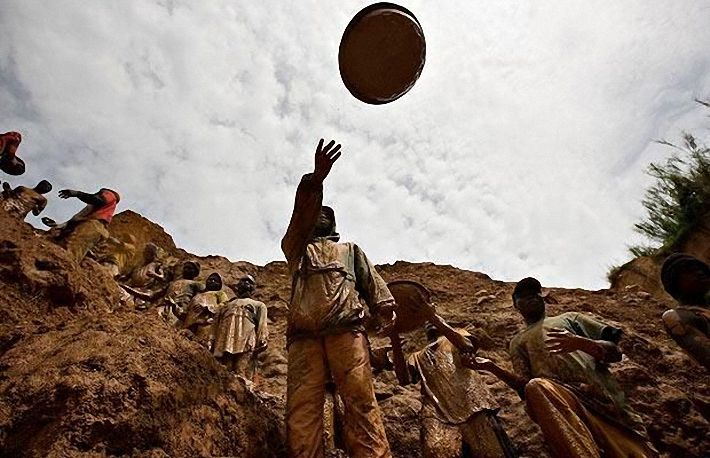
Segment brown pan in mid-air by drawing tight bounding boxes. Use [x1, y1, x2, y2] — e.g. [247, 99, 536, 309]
[339, 3, 426, 104]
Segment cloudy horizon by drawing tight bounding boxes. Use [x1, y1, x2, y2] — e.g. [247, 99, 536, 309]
[1, 1, 709, 289]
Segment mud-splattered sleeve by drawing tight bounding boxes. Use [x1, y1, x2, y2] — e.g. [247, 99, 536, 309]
[353, 244, 395, 312]
[281, 173, 323, 267]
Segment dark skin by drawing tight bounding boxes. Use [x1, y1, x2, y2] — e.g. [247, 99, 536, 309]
[205, 274, 222, 292]
[41, 189, 108, 228]
[461, 291, 622, 396]
[312, 139, 342, 238]
[675, 268, 710, 306]
[232, 276, 256, 298]
[420, 301, 476, 353]
[662, 267, 710, 369]
[182, 263, 200, 280]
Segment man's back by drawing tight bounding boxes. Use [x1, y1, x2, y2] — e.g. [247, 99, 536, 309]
[1, 186, 45, 218]
[408, 331, 498, 424]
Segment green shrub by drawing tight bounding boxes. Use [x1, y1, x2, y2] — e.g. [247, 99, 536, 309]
[630, 99, 710, 257]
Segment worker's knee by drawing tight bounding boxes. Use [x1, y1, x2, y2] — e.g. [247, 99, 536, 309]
[524, 378, 548, 399]
[662, 309, 687, 337]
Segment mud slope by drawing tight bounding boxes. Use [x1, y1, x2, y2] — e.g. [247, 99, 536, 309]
[0, 209, 285, 457]
[1, 209, 708, 457]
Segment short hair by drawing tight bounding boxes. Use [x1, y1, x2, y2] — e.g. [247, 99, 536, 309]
[512, 277, 542, 300]
[36, 180, 52, 193]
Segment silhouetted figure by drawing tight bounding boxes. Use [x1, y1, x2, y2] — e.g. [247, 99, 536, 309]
[42, 188, 120, 264]
[1, 180, 51, 220]
[0, 132, 25, 175]
[660, 253, 710, 370]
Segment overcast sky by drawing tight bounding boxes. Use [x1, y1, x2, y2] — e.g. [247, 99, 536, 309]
[1, 1, 709, 289]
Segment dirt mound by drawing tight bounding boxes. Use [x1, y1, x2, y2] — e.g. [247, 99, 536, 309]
[109, 211, 179, 257]
[0, 208, 285, 457]
[1, 208, 708, 457]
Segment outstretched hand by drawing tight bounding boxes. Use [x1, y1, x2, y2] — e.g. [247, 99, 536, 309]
[313, 139, 342, 183]
[461, 354, 495, 372]
[545, 328, 583, 355]
[58, 189, 78, 199]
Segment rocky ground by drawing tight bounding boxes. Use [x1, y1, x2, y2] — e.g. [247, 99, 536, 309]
[0, 208, 708, 457]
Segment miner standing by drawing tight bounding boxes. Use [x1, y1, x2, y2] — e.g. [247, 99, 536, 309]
[282, 139, 395, 458]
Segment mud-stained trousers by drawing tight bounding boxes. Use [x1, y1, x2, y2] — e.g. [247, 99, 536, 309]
[524, 378, 657, 458]
[218, 352, 258, 381]
[286, 332, 391, 458]
[421, 401, 516, 458]
[65, 219, 109, 264]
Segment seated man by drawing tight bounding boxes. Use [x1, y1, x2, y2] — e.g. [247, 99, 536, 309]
[463, 277, 656, 458]
[92, 235, 137, 279]
[127, 244, 171, 287]
[660, 253, 710, 370]
[210, 275, 268, 380]
[0, 131, 25, 175]
[158, 261, 203, 324]
[183, 272, 229, 347]
[398, 303, 517, 458]
[42, 188, 120, 264]
[1, 179, 52, 220]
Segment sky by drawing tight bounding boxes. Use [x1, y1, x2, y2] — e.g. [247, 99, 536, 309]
[1, 1, 709, 289]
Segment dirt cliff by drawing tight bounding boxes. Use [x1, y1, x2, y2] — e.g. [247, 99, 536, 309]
[0, 209, 708, 457]
[610, 211, 710, 300]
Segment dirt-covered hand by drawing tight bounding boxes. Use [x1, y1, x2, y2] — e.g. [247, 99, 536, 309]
[313, 139, 342, 183]
[461, 354, 494, 372]
[545, 328, 583, 354]
[41, 216, 57, 227]
[58, 189, 78, 199]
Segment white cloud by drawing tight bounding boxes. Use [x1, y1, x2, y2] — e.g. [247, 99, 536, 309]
[1, 0, 709, 288]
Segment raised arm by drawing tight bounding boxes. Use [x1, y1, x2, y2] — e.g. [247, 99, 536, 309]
[281, 139, 342, 264]
[420, 302, 476, 353]
[59, 189, 105, 206]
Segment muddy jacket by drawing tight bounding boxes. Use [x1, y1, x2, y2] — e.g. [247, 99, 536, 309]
[211, 297, 268, 357]
[281, 173, 394, 342]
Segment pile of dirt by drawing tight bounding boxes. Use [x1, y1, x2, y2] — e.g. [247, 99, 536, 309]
[0, 209, 285, 457]
[1, 208, 708, 457]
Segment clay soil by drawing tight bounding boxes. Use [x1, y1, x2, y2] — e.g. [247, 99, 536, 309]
[1, 209, 708, 457]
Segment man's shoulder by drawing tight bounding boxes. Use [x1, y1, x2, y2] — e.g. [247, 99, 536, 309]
[509, 329, 528, 351]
